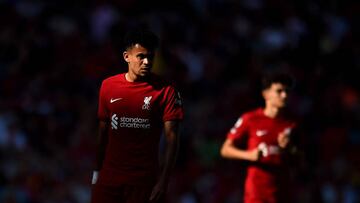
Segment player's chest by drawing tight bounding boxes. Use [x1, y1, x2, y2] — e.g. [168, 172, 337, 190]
[248, 119, 291, 143]
[105, 88, 162, 115]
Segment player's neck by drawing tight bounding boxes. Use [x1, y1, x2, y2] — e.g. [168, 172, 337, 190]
[125, 72, 150, 82]
[125, 72, 140, 82]
[263, 106, 281, 118]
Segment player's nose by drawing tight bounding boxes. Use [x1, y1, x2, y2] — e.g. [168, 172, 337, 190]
[280, 91, 287, 99]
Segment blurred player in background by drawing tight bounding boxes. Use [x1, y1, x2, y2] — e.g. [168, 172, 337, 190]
[91, 27, 184, 203]
[221, 71, 300, 203]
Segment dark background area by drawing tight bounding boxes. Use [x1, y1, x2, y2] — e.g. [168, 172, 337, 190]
[0, 0, 359, 202]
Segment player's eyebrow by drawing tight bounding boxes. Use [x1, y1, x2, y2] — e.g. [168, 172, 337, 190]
[276, 87, 290, 93]
[136, 52, 154, 58]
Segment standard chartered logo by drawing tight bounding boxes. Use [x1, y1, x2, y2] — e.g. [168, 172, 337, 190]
[257, 142, 280, 157]
[111, 114, 118, 129]
[111, 114, 150, 129]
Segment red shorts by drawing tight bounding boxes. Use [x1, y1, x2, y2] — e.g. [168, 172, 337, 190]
[91, 183, 165, 203]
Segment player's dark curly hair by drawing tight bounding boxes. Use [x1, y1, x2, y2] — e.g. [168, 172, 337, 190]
[261, 71, 295, 90]
[123, 26, 159, 51]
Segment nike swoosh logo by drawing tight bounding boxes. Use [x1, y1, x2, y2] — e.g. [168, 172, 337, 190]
[256, 130, 267, 136]
[110, 98, 122, 103]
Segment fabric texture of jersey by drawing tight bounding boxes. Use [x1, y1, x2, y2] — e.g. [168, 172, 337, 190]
[227, 108, 296, 203]
[97, 73, 184, 186]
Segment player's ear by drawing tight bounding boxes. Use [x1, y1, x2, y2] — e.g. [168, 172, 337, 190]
[123, 51, 130, 63]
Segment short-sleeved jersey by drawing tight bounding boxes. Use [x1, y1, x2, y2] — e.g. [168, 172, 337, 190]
[227, 108, 296, 203]
[97, 73, 183, 186]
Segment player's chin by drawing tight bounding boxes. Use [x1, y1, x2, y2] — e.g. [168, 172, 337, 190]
[139, 69, 151, 75]
[138, 71, 150, 78]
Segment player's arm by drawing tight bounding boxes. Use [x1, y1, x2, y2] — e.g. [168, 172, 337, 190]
[92, 120, 109, 184]
[278, 125, 305, 167]
[150, 120, 180, 202]
[278, 125, 299, 154]
[221, 138, 260, 162]
[221, 115, 260, 162]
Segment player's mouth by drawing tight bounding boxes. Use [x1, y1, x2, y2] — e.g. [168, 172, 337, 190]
[140, 68, 151, 74]
[141, 67, 151, 71]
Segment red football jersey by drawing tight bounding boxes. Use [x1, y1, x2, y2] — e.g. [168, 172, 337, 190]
[227, 108, 296, 203]
[97, 73, 184, 186]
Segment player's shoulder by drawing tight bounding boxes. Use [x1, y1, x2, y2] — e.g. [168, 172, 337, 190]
[102, 73, 125, 85]
[236, 108, 264, 125]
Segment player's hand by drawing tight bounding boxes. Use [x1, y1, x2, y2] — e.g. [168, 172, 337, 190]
[149, 180, 167, 202]
[248, 148, 261, 162]
[278, 130, 291, 148]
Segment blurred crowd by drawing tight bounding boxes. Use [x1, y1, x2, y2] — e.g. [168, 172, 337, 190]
[0, 0, 359, 202]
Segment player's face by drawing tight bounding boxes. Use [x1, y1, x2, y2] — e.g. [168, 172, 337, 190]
[123, 44, 155, 77]
[263, 83, 290, 108]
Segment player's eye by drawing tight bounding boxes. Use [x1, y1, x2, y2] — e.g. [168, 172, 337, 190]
[277, 89, 290, 95]
[137, 53, 154, 61]
[137, 54, 146, 59]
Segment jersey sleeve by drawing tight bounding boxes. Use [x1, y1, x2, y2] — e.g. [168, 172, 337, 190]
[162, 86, 184, 122]
[97, 81, 109, 121]
[227, 114, 249, 141]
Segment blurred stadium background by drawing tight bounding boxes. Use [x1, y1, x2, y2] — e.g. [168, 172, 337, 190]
[0, 0, 359, 202]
